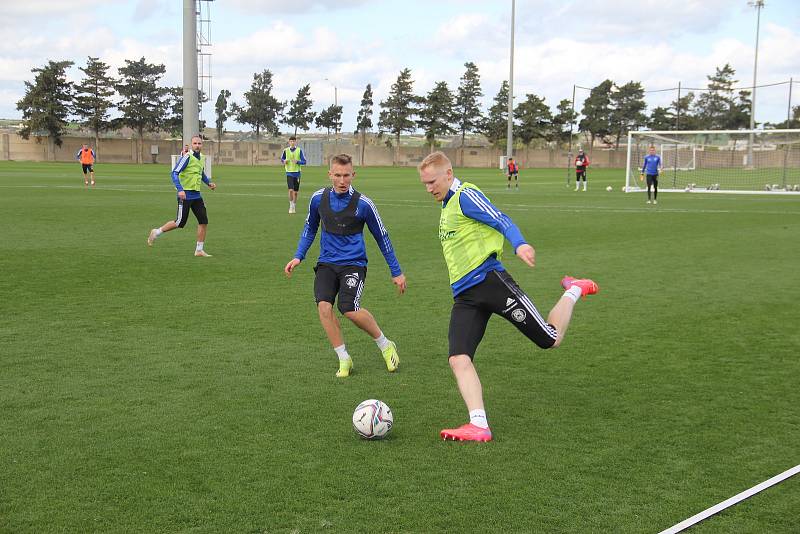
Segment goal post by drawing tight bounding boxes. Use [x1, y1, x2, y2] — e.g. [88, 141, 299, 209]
[625, 129, 800, 194]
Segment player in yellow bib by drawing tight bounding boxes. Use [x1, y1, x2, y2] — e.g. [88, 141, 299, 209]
[418, 151, 599, 442]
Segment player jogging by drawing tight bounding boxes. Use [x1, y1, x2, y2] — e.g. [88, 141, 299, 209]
[506, 157, 520, 190]
[417, 151, 598, 442]
[76, 144, 96, 186]
[285, 153, 406, 378]
[641, 145, 662, 204]
[282, 136, 307, 214]
[147, 135, 216, 256]
[574, 149, 589, 191]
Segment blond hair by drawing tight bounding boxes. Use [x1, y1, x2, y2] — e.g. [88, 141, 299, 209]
[418, 151, 452, 173]
[330, 153, 353, 167]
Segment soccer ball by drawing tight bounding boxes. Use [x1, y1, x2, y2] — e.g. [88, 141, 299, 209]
[352, 399, 393, 440]
[606, 185, 613, 192]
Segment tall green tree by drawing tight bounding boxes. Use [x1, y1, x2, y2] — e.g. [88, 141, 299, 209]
[455, 62, 484, 149]
[115, 57, 167, 163]
[551, 98, 578, 147]
[693, 64, 751, 129]
[417, 81, 457, 152]
[482, 81, 509, 148]
[671, 91, 698, 130]
[231, 69, 284, 142]
[610, 81, 647, 149]
[378, 68, 419, 165]
[579, 79, 615, 150]
[355, 84, 374, 164]
[214, 89, 231, 154]
[73, 56, 116, 151]
[163, 87, 207, 138]
[514, 93, 552, 159]
[648, 106, 674, 131]
[16, 60, 74, 156]
[284, 84, 316, 136]
[315, 104, 343, 139]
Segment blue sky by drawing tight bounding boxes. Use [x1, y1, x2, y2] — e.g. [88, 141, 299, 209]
[2, 0, 799, 132]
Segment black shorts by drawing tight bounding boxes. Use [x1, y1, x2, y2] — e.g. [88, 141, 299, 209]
[175, 197, 208, 228]
[646, 174, 658, 187]
[82, 164, 94, 174]
[314, 263, 367, 314]
[576, 169, 586, 179]
[287, 175, 300, 191]
[449, 270, 558, 358]
[507, 172, 518, 179]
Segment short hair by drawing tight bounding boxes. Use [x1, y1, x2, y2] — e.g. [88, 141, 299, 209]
[191, 134, 202, 142]
[418, 151, 452, 173]
[330, 153, 353, 167]
[289, 136, 297, 141]
[508, 157, 514, 160]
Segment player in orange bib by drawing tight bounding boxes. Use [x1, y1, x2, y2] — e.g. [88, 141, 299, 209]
[75, 144, 96, 186]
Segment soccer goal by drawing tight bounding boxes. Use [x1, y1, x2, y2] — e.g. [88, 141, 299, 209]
[625, 129, 800, 194]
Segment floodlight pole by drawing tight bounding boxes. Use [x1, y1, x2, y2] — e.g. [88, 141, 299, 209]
[747, 0, 765, 167]
[325, 77, 339, 149]
[182, 0, 199, 147]
[505, 0, 515, 166]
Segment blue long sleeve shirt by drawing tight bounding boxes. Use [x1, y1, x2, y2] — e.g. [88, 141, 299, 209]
[171, 151, 210, 200]
[642, 154, 662, 175]
[444, 178, 528, 296]
[281, 147, 307, 178]
[294, 186, 402, 277]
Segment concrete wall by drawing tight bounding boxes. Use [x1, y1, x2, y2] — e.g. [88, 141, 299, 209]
[0, 134, 640, 168]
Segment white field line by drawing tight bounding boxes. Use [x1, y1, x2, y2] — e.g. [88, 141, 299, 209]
[658, 464, 800, 534]
[1, 184, 799, 216]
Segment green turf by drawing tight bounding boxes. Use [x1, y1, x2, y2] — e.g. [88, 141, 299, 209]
[1, 161, 799, 533]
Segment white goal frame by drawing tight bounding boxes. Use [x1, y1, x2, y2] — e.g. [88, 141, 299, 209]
[624, 129, 800, 195]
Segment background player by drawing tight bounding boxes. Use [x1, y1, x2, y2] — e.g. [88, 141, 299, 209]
[147, 135, 216, 256]
[281, 136, 306, 214]
[284, 154, 406, 378]
[641, 145, 662, 204]
[574, 149, 589, 191]
[506, 157, 520, 190]
[418, 151, 598, 442]
[75, 144, 96, 186]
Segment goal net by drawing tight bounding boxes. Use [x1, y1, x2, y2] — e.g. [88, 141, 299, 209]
[625, 129, 800, 194]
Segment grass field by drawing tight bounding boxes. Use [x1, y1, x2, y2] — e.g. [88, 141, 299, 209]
[1, 161, 799, 533]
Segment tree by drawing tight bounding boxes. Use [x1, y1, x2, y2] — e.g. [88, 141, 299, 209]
[162, 87, 207, 139]
[315, 104, 343, 138]
[648, 106, 674, 131]
[769, 105, 800, 129]
[610, 81, 647, 149]
[514, 93, 552, 160]
[579, 79, 615, 150]
[355, 84, 374, 164]
[16, 60, 74, 155]
[417, 81, 457, 152]
[231, 69, 284, 143]
[116, 57, 167, 163]
[378, 68, 419, 165]
[693, 64, 751, 130]
[455, 62, 484, 164]
[671, 92, 698, 130]
[551, 98, 578, 147]
[73, 56, 116, 151]
[284, 84, 316, 136]
[483, 81, 509, 148]
[214, 89, 231, 150]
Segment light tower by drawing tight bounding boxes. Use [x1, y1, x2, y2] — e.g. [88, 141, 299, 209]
[747, 0, 765, 167]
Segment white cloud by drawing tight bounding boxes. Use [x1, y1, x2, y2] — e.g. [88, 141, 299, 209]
[227, 0, 369, 14]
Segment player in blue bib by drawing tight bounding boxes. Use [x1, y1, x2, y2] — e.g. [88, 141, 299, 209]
[641, 146, 662, 204]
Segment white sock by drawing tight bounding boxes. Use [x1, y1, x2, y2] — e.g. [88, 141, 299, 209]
[563, 285, 582, 303]
[334, 344, 350, 361]
[469, 409, 489, 429]
[195, 241, 204, 252]
[154, 228, 163, 237]
[374, 332, 391, 351]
